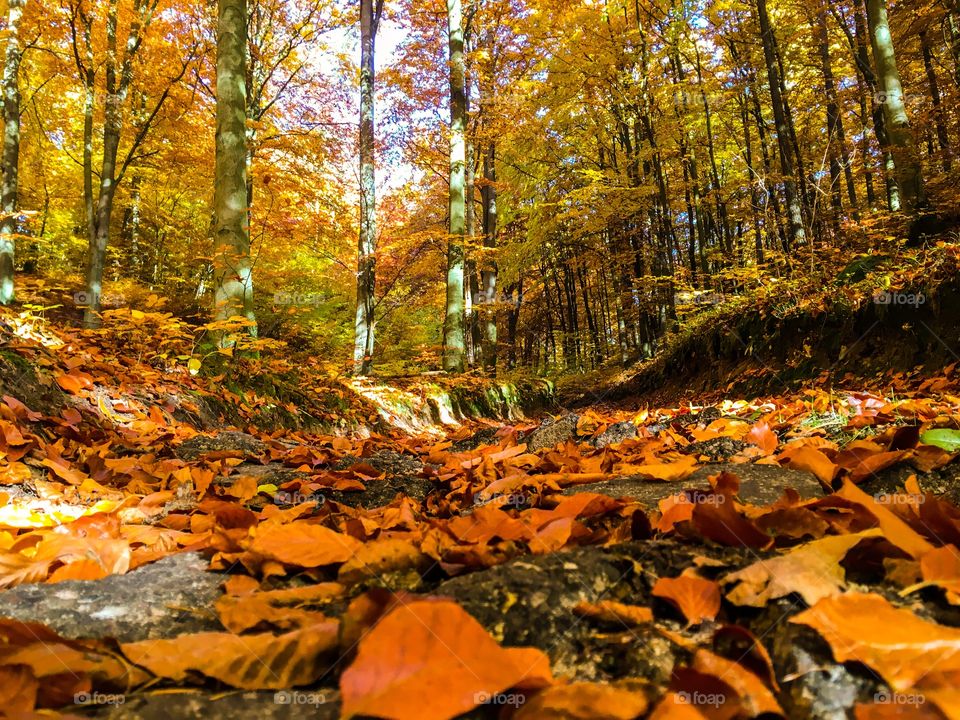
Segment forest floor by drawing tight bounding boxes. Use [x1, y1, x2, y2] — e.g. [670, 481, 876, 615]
[3, 277, 960, 719]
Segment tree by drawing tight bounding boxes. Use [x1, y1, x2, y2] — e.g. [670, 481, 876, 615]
[865, 0, 926, 213]
[354, 0, 384, 375]
[0, 0, 25, 305]
[213, 0, 256, 336]
[443, 0, 466, 372]
[68, 0, 194, 327]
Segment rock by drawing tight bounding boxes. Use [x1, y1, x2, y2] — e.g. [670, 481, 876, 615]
[450, 426, 502, 452]
[175, 431, 267, 461]
[525, 414, 580, 453]
[0, 552, 223, 642]
[756, 600, 874, 719]
[435, 540, 745, 682]
[323, 476, 434, 509]
[335, 449, 423, 476]
[90, 689, 340, 720]
[594, 421, 638, 448]
[564, 463, 823, 507]
[680, 437, 748, 461]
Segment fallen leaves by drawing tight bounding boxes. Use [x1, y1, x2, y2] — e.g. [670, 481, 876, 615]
[339, 599, 552, 720]
[652, 573, 722, 626]
[791, 593, 960, 692]
[121, 622, 340, 689]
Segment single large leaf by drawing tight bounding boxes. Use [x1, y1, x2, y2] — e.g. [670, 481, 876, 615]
[340, 599, 552, 720]
[920, 429, 960, 453]
[121, 622, 339, 689]
[791, 592, 960, 691]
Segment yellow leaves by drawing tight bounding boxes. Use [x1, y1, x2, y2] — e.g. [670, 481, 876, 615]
[121, 622, 340, 689]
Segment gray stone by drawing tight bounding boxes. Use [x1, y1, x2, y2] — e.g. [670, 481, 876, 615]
[175, 431, 267, 461]
[564, 462, 823, 507]
[525, 414, 580, 453]
[594, 421, 638, 448]
[0, 552, 223, 642]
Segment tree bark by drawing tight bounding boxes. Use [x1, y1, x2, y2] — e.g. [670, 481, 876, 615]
[754, 0, 806, 250]
[443, 0, 466, 372]
[0, 0, 25, 305]
[919, 29, 950, 172]
[212, 0, 257, 337]
[865, 0, 926, 213]
[353, 0, 383, 374]
[480, 141, 497, 372]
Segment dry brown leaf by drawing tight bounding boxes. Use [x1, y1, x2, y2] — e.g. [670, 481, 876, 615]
[723, 530, 882, 606]
[791, 592, 960, 691]
[515, 682, 649, 719]
[121, 621, 339, 689]
[248, 521, 361, 568]
[573, 599, 655, 626]
[339, 599, 552, 720]
[835, 481, 935, 559]
[652, 573, 722, 626]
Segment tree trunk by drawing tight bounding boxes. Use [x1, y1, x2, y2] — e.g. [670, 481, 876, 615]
[0, 0, 25, 305]
[443, 0, 466, 372]
[212, 0, 256, 337]
[920, 29, 950, 172]
[353, 0, 382, 374]
[754, 0, 806, 249]
[866, 0, 926, 213]
[480, 141, 497, 372]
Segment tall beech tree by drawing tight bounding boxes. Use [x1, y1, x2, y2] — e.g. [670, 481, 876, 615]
[354, 0, 384, 375]
[0, 0, 25, 305]
[213, 0, 256, 336]
[443, 0, 467, 372]
[865, 0, 926, 213]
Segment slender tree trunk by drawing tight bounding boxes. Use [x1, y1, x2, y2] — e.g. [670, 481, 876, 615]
[866, 0, 926, 213]
[920, 29, 950, 171]
[443, 0, 466, 372]
[0, 0, 25, 305]
[353, 0, 382, 374]
[212, 0, 256, 337]
[754, 0, 806, 249]
[480, 141, 497, 372]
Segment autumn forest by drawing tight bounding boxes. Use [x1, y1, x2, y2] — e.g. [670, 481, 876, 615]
[3, 0, 960, 717]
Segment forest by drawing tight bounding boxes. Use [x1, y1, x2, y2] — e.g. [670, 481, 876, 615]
[1, 0, 960, 717]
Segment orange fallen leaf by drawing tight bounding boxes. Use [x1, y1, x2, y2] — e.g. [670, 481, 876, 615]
[515, 682, 649, 719]
[791, 592, 960, 691]
[652, 573, 722, 626]
[121, 621, 339, 689]
[248, 521, 361, 568]
[340, 599, 552, 720]
[572, 600, 654, 626]
[723, 530, 882, 606]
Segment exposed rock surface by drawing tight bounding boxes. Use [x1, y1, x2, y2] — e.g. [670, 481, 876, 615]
[0, 552, 223, 642]
[564, 462, 823, 506]
[524, 414, 581, 452]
